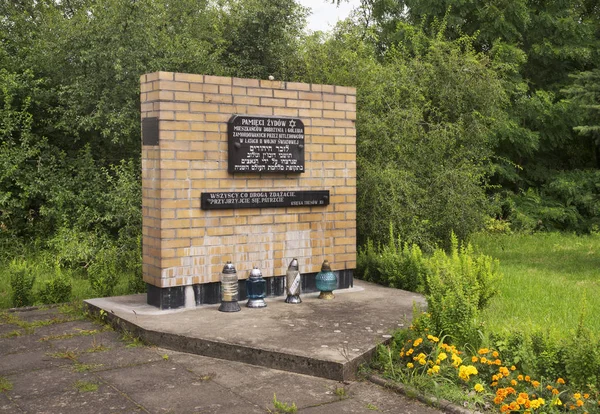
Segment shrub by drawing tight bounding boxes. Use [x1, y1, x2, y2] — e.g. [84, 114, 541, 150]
[424, 233, 501, 347]
[356, 225, 428, 292]
[39, 265, 72, 304]
[9, 259, 36, 307]
[87, 247, 119, 297]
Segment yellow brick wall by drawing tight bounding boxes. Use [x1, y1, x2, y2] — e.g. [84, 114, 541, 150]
[141, 72, 356, 288]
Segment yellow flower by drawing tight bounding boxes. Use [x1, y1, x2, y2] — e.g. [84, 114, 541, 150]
[438, 352, 447, 361]
[511, 380, 517, 386]
[406, 348, 414, 356]
[574, 393, 581, 400]
[427, 334, 439, 343]
[407, 362, 414, 369]
[431, 365, 440, 374]
[478, 348, 489, 355]
[554, 398, 563, 406]
[510, 365, 516, 371]
[474, 383, 484, 393]
[413, 338, 423, 347]
[452, 354, 463, 368]
[492, 351, 499, 358]
[518, 375, 524, 381]
[458, 365, 478, 381]
[480, 357, 488, 364]
[418, 358, 427, 366]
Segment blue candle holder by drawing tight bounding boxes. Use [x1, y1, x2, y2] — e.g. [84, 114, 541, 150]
[246, 267, 267, 308]
[315, 260, 337, 300]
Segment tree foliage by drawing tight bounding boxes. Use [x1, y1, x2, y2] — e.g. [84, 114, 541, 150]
[1, 0, 600, 290]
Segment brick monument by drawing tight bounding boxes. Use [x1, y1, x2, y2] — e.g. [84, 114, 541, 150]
[140, 72, 356, 309]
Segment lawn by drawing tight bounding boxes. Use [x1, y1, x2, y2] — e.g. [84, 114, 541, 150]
[471, 232, 600, 340]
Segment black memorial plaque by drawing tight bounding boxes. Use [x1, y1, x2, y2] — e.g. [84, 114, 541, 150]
[201, 190, 329, 210]
[142, 117, 159, 146]
[228, 115, 305, 174]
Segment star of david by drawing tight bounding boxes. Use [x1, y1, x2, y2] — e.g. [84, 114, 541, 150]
[288, 119, 296, 128]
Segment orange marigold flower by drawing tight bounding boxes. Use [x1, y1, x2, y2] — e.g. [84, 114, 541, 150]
[506, 387, 516, 395]
[576, 400, 584, 407]
[495, 359, 502, 365]
[491, 381, 498, 387]
[481, 357, 488, 364]
[517, 397, 526, 405]
[519, 393, 529, 400]
[511, 380, 517, 386]
[492, 351, 499, 358]
[471, 356, 478, 363]
[518, 375, 524, 381]
[500, 404, 510, 413]
[557, 378, 566, 384]
[499, 367, 510, 376]
[532, 381, 540, 388]
[525, 375, 531, 382]
[584, 394, 589, 399]
[510, 365, 516, 371]
[552, 388, 559, 395]
[546, 385, 553, 391]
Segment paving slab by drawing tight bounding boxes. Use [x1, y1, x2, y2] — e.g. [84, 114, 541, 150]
[96, 361, 264, 413]
[0, 305, 444, 414]
[0, 332, 52, 355]
[85, 280, 424, 381]
[77, 345, 168, 372]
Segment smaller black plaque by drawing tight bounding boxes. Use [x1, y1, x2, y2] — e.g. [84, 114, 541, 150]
[142, 117, 159, 146]
[201, 190, 329, 210]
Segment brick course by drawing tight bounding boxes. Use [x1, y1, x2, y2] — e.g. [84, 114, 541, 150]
[141, 72, 356, 288]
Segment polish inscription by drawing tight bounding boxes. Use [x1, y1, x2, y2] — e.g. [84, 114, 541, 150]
[228, 115, 305, 173]
[201, 190, 329, 210]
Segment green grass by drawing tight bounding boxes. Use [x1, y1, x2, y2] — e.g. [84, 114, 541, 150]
[472, 232, 600, 339]
[0, 255, 138, 309]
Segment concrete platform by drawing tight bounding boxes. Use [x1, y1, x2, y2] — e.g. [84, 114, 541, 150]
[84, 280, 426, 381]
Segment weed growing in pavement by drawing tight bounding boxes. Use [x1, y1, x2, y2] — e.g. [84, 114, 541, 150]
[0, 377, 12, 392]
[267, 394, 297, 413]
[73, 380, 98, 393]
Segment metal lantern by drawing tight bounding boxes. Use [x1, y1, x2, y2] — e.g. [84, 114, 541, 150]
[218, 262, 241, 312]
[315, 259, 337, 300]
[246, 266, 267, 308]
[285, 258, 302, 304]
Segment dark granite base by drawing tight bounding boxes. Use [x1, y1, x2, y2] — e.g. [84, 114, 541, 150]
[147, 269, 354, 310]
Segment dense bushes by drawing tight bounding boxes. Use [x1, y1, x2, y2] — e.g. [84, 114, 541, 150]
[357, 231, 501, 348]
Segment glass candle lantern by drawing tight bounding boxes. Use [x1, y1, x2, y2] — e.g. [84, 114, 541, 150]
[246, 267, 267, 308]
[218, 262, 241, 312]
[285, 258, 302, 304]
[315, 259, 337, 300]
